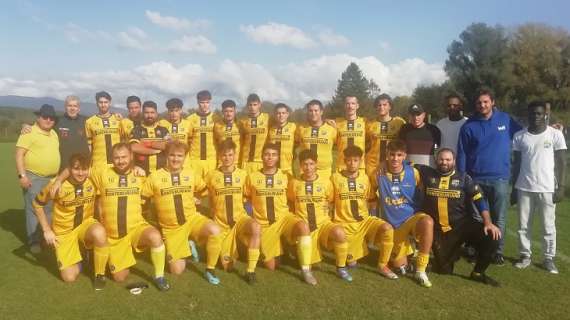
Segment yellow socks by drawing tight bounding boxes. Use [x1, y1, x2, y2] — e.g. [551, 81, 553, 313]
[333, 241, 349, 268]
[416, 252, 430, 273]
[150, 244, 166, 278]
[246, 248, 260, 273]
[297, 236, 312, 271]
[206, 234, 223, 270]
[93, 245, 109, 276]
[376, 227, 394, 268]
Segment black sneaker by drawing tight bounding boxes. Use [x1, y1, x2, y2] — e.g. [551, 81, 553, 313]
[93, 274, 106, 291]
[154, 276, 171, 291]
[492, 254, 505, 266]
[245, 272, 257, 285]
[469, 272, 500, 287]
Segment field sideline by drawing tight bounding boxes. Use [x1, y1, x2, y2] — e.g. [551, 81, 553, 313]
[1, 142, 568, 320]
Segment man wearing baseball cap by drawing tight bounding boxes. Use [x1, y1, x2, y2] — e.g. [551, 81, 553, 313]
[398, 104, 441, 167]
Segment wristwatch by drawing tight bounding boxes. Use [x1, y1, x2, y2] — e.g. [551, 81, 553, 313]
[18, 173, 26, 179]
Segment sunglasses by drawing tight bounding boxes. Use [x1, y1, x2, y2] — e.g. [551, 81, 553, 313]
[41, 115, 56, 121]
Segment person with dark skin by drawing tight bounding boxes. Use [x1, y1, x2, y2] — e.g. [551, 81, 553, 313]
[511, 101, 567, 274]
[436, 94, 467, 155]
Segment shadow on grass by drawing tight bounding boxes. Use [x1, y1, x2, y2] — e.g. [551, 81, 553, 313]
[0, 208, 28, 244]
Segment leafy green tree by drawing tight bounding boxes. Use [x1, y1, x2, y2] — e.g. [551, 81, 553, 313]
[326, 62, 378, 118]
[412, 81, 453, 120]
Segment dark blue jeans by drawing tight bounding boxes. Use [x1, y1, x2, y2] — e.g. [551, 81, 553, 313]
[473, 178, 509, 255]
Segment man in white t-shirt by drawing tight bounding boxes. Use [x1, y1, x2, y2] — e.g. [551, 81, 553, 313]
[436, 93, 467, 154]
[511, 101, 567, 274]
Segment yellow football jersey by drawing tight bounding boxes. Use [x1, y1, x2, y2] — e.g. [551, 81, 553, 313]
[187, 112, 216, 161]
[204, 168, 248, 229]
[119, 117, 139, 142]
[90, 167, 146, 239]
[129, 122, 169, 174]
[295, 122, 337, 173]
[85, 114, 122, 166]
[365, 117, 406, 174]
[33, 178, 96, 236]
[331, 172, 373, 224]
[140, 167, 206, 230]
[267, 122, 296, 173]
[336, 117, 366, 170]
[239, 113, 270, 165]
[287, 175, 334, 231]
[213, 120, 241, 166]
[244, 169, 289, 226]
[158, 118, 191, 142]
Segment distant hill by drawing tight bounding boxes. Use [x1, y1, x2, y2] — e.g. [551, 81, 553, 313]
[0, 95, 124, 116]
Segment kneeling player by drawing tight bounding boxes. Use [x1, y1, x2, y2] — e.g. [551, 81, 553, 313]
[372, 140, 434, 287]
[141, 141, 224, 285]
[244, 143, 315, 284]
[204, 140, 261, 284]
[91, 143, 169, 291]
[331, 146, 395, 278]
[33, 154, 109, 289]
[288, 149, 352, 283]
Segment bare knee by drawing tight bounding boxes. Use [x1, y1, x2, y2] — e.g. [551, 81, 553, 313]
[60, 266, 80, 283]
[112, 270, 129, 282]
[89, 224, 108, 246]
[419, 216, 434, 229]
[249, 220, 261, 236]
[206, 222, 221, 236]
[169, 260, 186, 275]
[294, 221, 310, 236]
[331, 226, 346, 242]
[379, 222, 393, 233]
[264, 258, 277, 271]
[147, 229, 164, 248]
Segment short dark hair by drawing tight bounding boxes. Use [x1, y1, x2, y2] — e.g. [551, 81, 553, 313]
[247, 93, 261, 104]
[111, 142, 131, 155]
[126, 96, 141, 105]
[343, 145, 363, 159]
[387, 140, 407, 153]
[436, 147, 455, 160]
[221, 99, 237, 110]
[95, 91, 111, 102]
[274, 103, 291, 113]
[305, 99, 323, 110]
[142, 100, 157, 110]
[196, 90, 212, 101]
[298, 149, 318, 162]
[445, 92, 465, 106]
[374, 94, 392, 107]
[528, 100, 547, 111]
[218, 139, 237, 153]
[68, 153, 91, 169]
[165, 140, 188, 155]
[166, 98, 183, 109]
[477, 87, 495, 101]
[262, 142, 280, 154]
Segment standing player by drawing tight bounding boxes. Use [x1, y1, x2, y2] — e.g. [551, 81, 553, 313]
[85, 91, 121, 167]
[295, 99, 337, 178]
[90, 143, 169, 291]
[130, 101, 169, 175]
[141, 141, 224, 284]
[159, 98, 192, 168]
[33, 154, 109, 289]
[213, 99, 241, 167]
[239, 94, 270, 174]
[204, 140, 261, 284]
[288, 149, 353, 283]
[267, 103, 296, 176]
[371, 140, 434, 287]
[187, 90, 217, 178]
[244, 143, 315, 284]
[365, 94, 406, 178]
[331, 146, 395, 278]
[336, 96, 366, 172]
[120, 96, 142, 141]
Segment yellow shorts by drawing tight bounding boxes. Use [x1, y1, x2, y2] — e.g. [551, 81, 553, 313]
[108, 223, 151, 273]
[189, 159, 217, 179]
[260, 213, 302, 261]
[392, 212, 429, 260]
[342, 216, 388, 262]
[55, 217, 99, 270]
[162, 214, 211, 262]
[219, 216, 254, 263]
[242, 161, 264, 175]
[310, 221, 340, 264]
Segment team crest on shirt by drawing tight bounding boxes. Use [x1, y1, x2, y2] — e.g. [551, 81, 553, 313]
[235, 177, 241, 183]
[317, 186, 322, 193]
[131, 177, 137, 183]
[357, 123, 362, 128]
[276, 179, 282, 185]
[430, 178, 437, 185]
[358, 183, 364, 190]
[322, 130, 327, 135]
[451, 179, 460, 187]
[183, 176, 189, 182]
[544, 140, 552, 148]
[86, 186, 93, 192]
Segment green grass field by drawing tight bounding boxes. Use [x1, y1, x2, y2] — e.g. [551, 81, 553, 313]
[1, 142, 569, 319]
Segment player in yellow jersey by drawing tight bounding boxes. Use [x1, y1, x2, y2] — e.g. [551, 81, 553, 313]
[239, 94, 270, 174]
[365, 94, 406, 178]
[159, 98, 193, 168]
[90, 143, 170, 291]
[130, 101, 169, 175]
[119, 96, 142, 141]
[141, 141, 224, 285]
[336, 96, 366, 172]
[295, 99, 337, 178]
[187, 90, 217, 178]
[331, 146, 396, 279]
[288, 149, 352, 283]
[267, 103, 296, 176]
[204, 140, 261, 284]
[213, 100, 241, 167]
[244, 143, 316, 284]
[33, 154, 109, 290]
[85, 91, 121, 167]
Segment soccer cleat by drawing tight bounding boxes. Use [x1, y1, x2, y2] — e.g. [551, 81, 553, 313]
[396, 265, 408, 276]
[492, 254, 505, 266]
[93, 275, 106, 291]
[469, 272, 500, 287]
[154, 276, 171, 291]
[205, 270, 221, 285]
[378, 266, 399, 280]
[415, 271, 432, 288]
[30, 243, 41, 254]
[302, 270, 318, 286]
[336, 267, 353, 282]
[544, 258, 559, 274]
[514, 256, 531, 269]
[245, 272, 257, 285]
[189, 240, 200, 263]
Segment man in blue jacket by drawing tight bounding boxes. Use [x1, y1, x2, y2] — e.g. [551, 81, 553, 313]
[456, 88, 522, 265]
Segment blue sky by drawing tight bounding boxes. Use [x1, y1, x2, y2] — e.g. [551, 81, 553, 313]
[1, 0, 569, 109]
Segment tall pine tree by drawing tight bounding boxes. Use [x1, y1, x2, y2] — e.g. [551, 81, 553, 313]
[326, 62, 379, 118]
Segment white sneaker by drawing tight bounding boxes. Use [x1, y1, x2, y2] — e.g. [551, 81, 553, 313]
[415, 271, 432, 288]
[514, 256, 531, 269]
[544, 258, 559, 274]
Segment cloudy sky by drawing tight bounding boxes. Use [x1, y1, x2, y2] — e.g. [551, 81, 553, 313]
[1, 0, 569, 109]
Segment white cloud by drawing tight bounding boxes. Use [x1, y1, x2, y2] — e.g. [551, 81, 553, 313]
[62, 23, 150, 51]
[168, 35, 217, 54]
[117, 27, 148, 50]
[63, 23, 112, 43]
[0, 55, 446, 110]
[240, 22, 317, 49]
[145, 10, 210, 31]
[317, 29, 350, 47]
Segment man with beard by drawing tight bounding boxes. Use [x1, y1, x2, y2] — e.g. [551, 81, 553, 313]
[120, 96, 142, 141]
[130, 101, 169, 175]
[436, 93, 467, 155]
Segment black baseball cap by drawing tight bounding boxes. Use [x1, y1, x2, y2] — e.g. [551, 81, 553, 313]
[408, 104, 425, 115]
